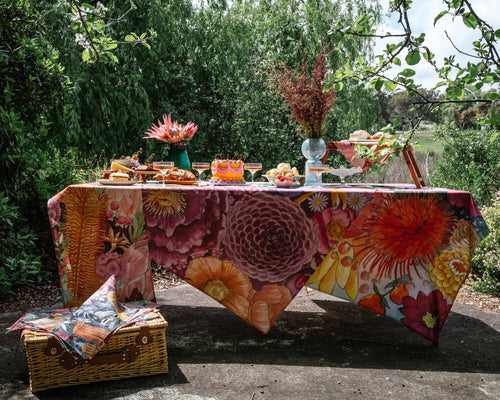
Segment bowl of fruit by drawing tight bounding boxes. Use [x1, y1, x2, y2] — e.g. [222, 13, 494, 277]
[272, 175, 298, 188]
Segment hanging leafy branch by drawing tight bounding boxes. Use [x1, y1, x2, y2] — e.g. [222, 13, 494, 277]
[69, 0, 156, 64]
[326, 0, 500, 142]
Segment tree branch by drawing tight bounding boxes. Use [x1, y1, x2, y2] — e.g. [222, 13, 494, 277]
[71, 0, 100, 60]
[445, 31, 482, 60]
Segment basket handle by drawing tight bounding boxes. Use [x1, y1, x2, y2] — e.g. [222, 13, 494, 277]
[47, 323, 152, 370]
[59, 344, 140, 370]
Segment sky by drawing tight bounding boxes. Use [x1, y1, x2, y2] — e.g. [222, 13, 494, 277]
[373, 0, 500, 90]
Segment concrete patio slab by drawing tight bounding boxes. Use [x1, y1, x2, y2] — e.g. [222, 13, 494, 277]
[1, 283, 499, 399]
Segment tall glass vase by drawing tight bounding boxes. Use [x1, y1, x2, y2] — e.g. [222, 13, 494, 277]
[165, 141, 191, 170]
[301, 138, 327, 186]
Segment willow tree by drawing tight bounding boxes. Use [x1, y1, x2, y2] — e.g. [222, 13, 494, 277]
[34, 0, 383, 169]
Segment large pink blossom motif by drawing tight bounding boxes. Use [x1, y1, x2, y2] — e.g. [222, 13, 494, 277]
[223, 192, 319, 283]
[142, 189, 229, 267]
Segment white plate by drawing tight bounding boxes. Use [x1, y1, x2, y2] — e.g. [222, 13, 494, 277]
[164, 179, 198, 185]
[146, 180, 198, 185]
[273, 181, 299, 188]
[209, 181, 247, 186]
[97, 179, 138, 186]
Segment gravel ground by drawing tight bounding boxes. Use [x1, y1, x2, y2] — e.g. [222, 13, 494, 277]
[0, 272, 498, 314]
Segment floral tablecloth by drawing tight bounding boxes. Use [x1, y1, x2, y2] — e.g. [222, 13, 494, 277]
[48, 182, 489, 343]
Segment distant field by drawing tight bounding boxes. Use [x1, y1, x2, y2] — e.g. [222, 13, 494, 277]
[410, 128, 444, 155]
[357, 128, 444, 185]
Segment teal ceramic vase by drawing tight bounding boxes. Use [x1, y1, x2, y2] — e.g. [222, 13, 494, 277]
[166, 142, 191, 170]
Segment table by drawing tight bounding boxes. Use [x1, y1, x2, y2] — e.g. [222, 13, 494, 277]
[48, 182, 489, 343]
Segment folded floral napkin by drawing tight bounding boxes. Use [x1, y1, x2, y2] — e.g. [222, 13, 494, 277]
[7, 275, 158, 360]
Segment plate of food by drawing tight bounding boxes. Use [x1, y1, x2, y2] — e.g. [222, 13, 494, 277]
[96, 179, 139, 186]
[163, 179, 198, 185]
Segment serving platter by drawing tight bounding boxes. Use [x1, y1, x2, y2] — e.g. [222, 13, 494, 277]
[210, 181, 247, 186]
[161, 179, 198, 185]
[96, 179, 139, 186]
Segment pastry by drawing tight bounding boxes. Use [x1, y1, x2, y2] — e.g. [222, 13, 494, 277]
[153, 168, 196, 181]
[266, 163, 300, 177]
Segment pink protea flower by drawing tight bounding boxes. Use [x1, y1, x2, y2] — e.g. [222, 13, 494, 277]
[144, 113, 198, 144]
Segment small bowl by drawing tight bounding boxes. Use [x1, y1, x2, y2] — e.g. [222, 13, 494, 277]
[265, 175, 304, 185]
[273, 179, 296, 188]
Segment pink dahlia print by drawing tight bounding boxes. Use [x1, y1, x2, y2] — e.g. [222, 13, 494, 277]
[223, 192, 319, 283]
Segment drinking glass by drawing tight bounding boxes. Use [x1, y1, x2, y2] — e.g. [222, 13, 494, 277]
[244, 163, 262, 185]
[192, 162, 210, 184]
[309, 164, 330, 188]
[152, 161, 174, 185]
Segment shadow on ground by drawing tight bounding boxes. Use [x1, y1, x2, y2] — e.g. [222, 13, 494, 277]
[160, 298, 499, 374]
[1, 284, 499, 400]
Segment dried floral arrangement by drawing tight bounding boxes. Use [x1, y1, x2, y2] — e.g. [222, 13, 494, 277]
[259, 42, 337, 139]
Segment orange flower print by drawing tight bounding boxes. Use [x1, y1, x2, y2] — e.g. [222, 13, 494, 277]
[250, 284, 292, 333]
[389, 283, 410, 305]
[358, 293, 385, 315]
[429, 248, 470, 300]
[353, 193, 457, 280]
[185, 257, 252, 320]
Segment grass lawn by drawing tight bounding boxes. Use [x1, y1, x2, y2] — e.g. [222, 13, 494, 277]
[409, 127, 444, 155]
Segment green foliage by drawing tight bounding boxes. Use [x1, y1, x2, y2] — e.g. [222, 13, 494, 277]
[0, 0, 70, 296]
[471, 191, 500, 296]
[0, 193, 46, 298]
[327, 0, 500, 141]
[430, 125, 500, 207]
[69, 0, 156, 64]
[0, 0, 68, 229]
[34, 0, 383, 174]
[386, 89, 441, 128]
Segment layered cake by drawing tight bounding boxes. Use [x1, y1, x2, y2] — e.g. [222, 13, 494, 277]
[209, 158, 246, 185]
[109, 170, 129, 181]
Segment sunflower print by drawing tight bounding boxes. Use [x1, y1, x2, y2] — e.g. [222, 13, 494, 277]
[143, 190, 187, 218]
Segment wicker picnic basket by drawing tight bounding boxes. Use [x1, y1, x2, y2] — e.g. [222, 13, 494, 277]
[23, 313, 168, 392]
